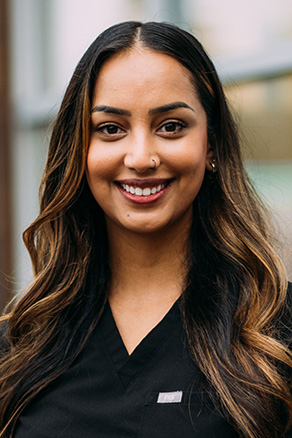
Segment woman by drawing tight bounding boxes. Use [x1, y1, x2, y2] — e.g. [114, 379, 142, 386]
[0, 21, 291, 438]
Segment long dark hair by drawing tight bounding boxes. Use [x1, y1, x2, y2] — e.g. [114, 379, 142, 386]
[0, 21, 291, 437]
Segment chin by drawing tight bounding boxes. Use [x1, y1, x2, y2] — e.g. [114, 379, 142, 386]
[124, 220, 167, 234]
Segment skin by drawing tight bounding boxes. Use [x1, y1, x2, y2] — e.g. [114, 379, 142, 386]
[86, 46, 214, 353]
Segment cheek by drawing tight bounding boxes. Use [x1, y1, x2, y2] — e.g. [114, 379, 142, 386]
[86, 154, 101, 181]
[86, 143, 115, 181]
[175, 149, 208, 195]
[185, 141, 209, 177]
[86, 149, 108, 200]
[162, 130, 208, 167]
[164, 146, 208, 177]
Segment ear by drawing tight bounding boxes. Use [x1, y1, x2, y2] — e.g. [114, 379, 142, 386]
[205, 145, 216, 173]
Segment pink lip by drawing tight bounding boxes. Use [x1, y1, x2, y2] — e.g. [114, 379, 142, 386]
[116, 180, 172, 204]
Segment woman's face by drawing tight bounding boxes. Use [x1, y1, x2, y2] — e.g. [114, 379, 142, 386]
[86, 47, 213, 235]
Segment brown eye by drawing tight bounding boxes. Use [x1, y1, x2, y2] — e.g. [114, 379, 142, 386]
[98, 124, 120, 134]
[164, 122, 179, 132]
[108, 125, 120, 134]
[94, 123, 126, 139]
[158, 120, 186, 135]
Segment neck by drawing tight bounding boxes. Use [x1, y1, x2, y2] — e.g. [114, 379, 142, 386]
[107, 221, 190, 309]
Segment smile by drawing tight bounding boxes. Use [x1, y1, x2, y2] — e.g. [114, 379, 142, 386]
[115, 178, 172, 204]
[120, 182, 167, 197]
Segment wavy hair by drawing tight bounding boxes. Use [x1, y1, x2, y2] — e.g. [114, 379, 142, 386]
[0, 21, 291, 437]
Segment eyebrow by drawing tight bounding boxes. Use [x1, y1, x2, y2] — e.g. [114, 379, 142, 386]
[91, 105, 131, 116]
[91, 101, 194, 116]
[149, 101, 194, 115]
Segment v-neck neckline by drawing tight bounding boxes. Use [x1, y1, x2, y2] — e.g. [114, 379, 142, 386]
[100, 300, 181, 389]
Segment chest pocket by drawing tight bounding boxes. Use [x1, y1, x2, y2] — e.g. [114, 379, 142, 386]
[138, 391, 238, 438]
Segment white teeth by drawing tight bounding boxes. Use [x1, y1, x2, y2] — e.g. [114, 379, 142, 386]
[121, 182, 167, 196]
[135, 187, 143, 196]
[142, 188, 151, 196]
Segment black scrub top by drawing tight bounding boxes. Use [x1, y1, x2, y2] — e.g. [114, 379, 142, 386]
[13, 301, 239, 438]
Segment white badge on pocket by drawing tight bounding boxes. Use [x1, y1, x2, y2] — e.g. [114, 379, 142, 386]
[157, 391, 183, 403]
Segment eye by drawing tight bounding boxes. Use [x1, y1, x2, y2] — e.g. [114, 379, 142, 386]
[158, 120, 187, 136]
[94, 123, 126, 137]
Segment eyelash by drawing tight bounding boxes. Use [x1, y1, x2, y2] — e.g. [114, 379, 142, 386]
[94, 123, 125, 135]
[93, 120, 187, 137]
[158, 120, 187, 134]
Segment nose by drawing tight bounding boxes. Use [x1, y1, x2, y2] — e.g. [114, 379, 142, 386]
[123, 130, 159, 173]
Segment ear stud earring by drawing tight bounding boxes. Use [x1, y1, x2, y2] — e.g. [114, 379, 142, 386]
[210, 159, 217, 173]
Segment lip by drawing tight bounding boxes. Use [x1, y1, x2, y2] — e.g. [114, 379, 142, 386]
[115, 178, 173, 204]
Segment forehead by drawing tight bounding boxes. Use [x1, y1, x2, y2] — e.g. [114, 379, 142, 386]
[91, 48, 199, 108]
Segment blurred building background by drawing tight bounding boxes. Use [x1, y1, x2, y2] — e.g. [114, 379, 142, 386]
[0, 0, 292, 311]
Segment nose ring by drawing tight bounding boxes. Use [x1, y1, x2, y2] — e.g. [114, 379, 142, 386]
[151, 159, 156, 170]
